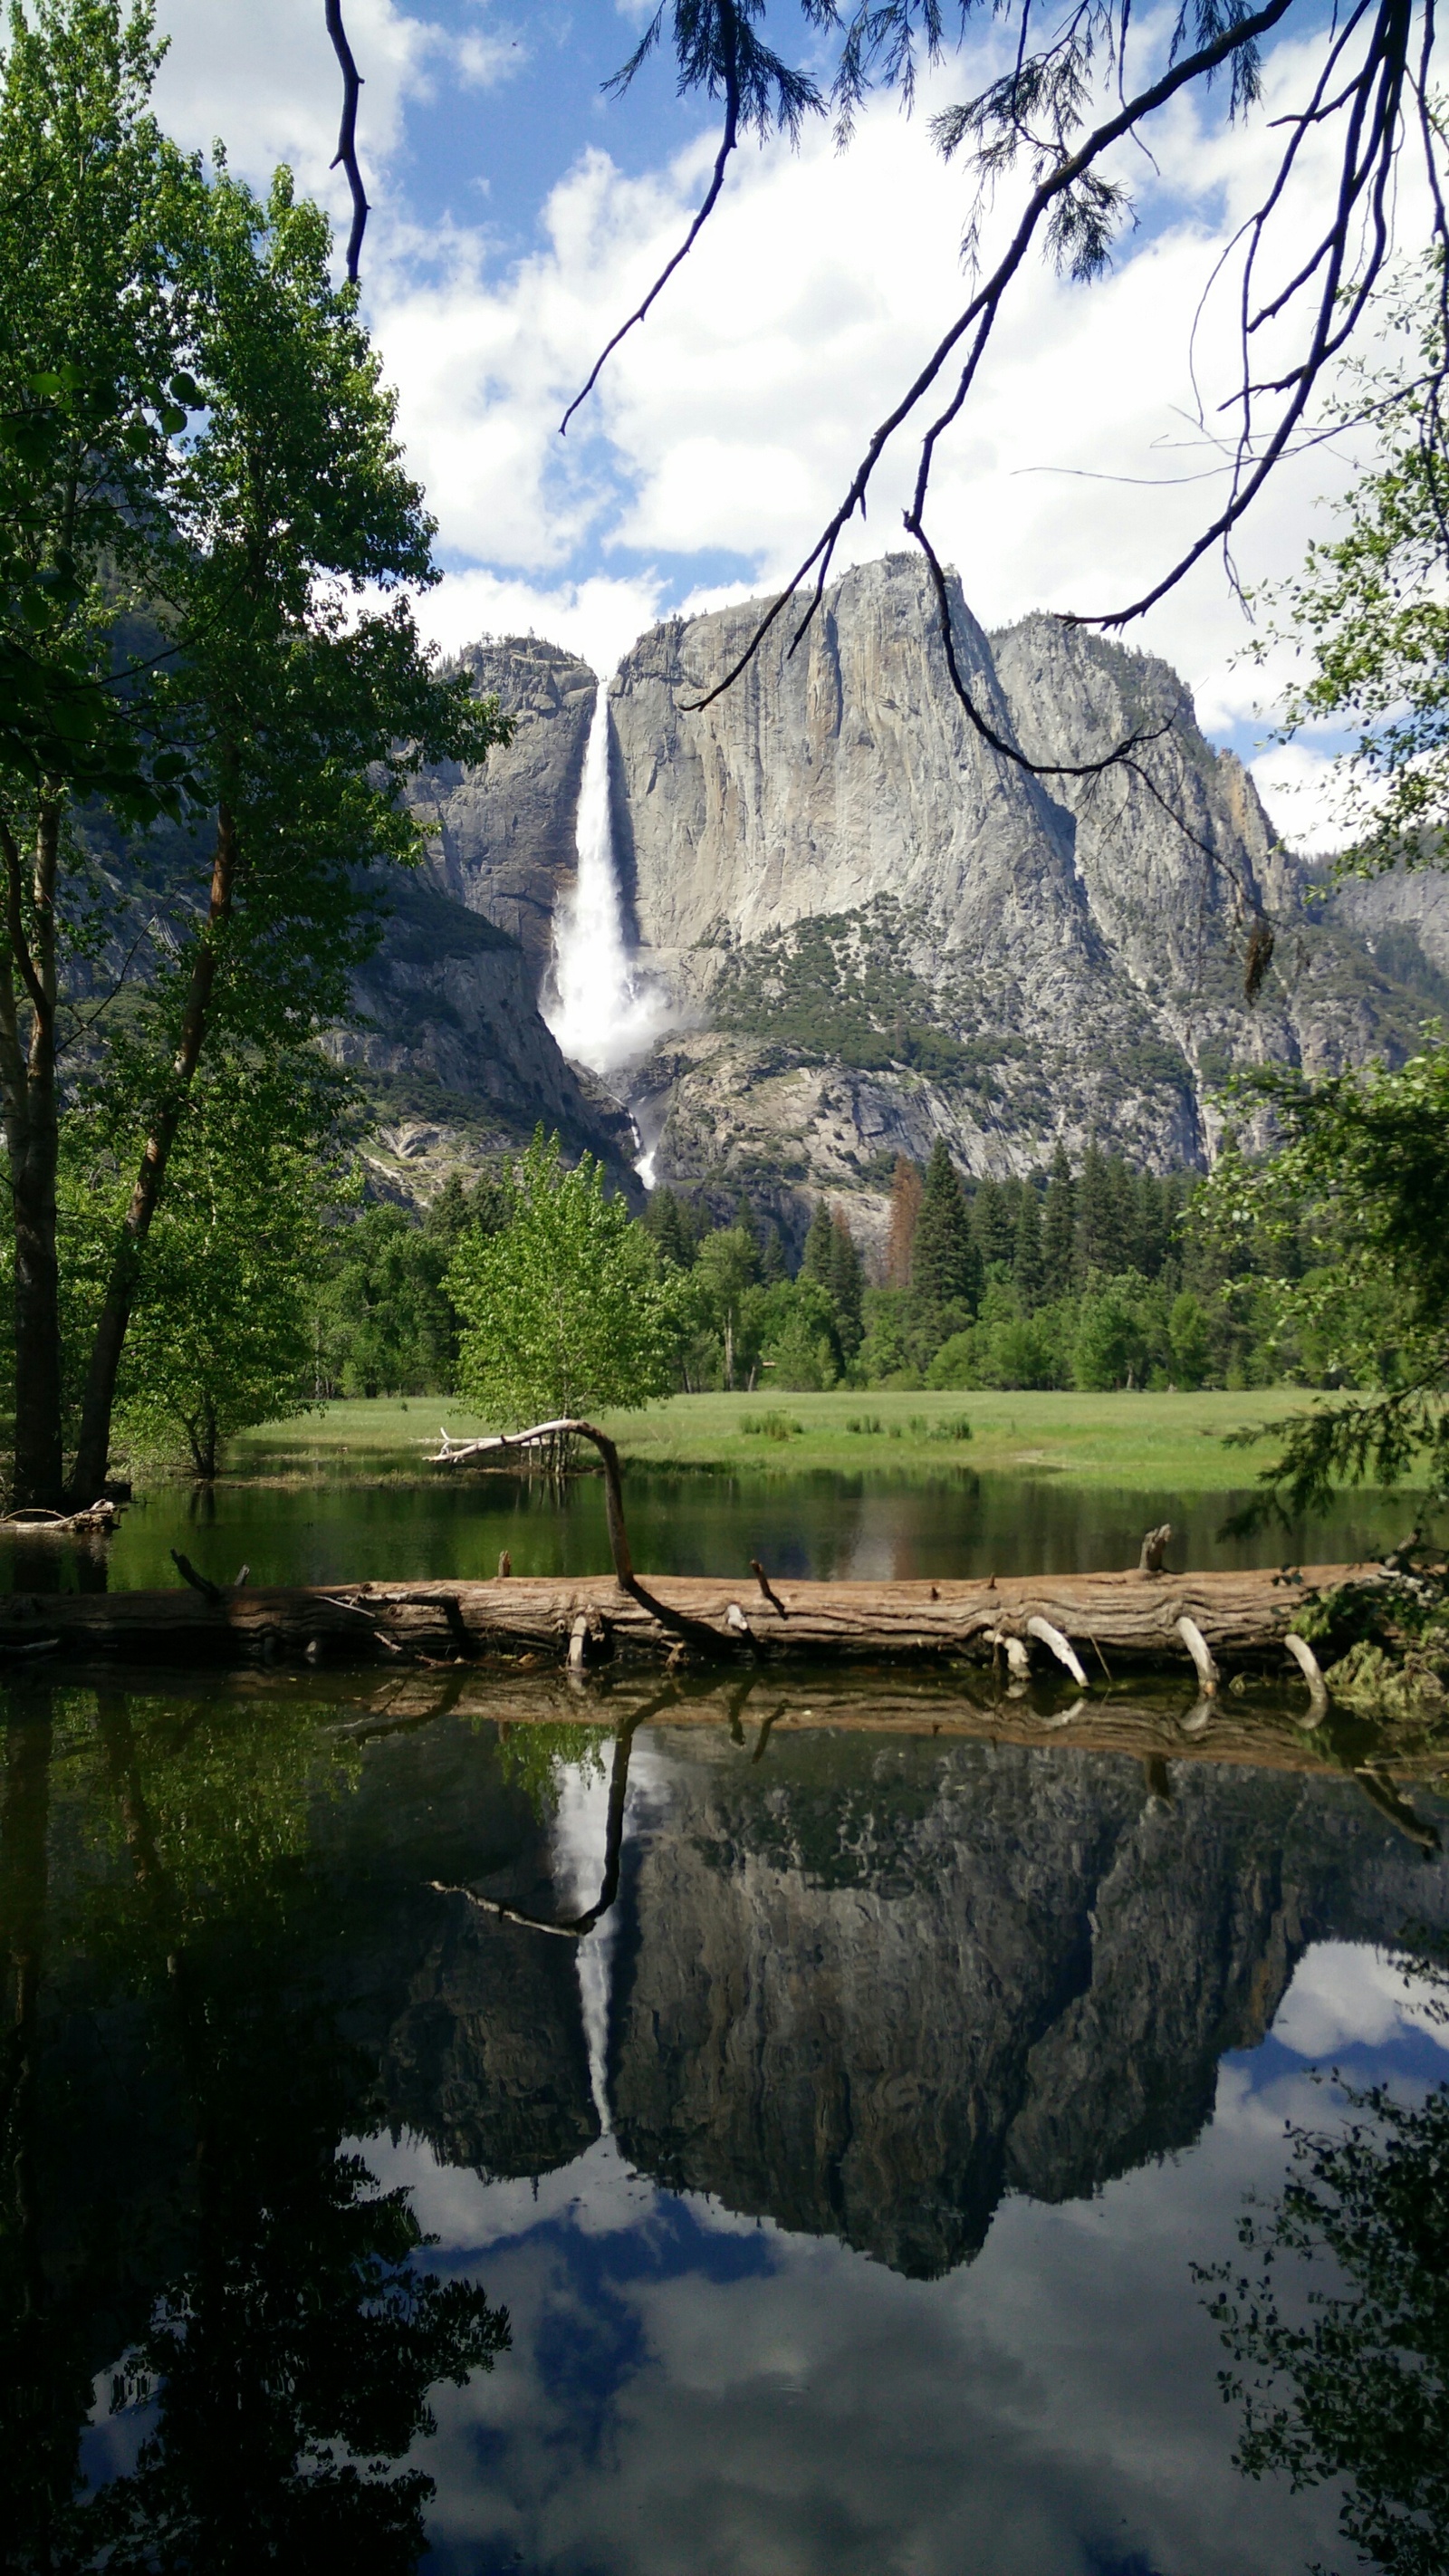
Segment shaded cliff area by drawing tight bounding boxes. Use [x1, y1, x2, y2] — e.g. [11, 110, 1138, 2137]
[608, 1729, 1449, 2276]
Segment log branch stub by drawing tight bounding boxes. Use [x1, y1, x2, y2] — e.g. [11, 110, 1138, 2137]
[1026, 1613, 1089, 1687]
[171, 1551, 223, 1607]
[1176, 1614, 1220, 1695]
[987, 1627, 1032, 1677]
[1137, 1523, 1173, 1574]
[1283, 1629, 1330, 1720]
[750, 1558, 789, 1618]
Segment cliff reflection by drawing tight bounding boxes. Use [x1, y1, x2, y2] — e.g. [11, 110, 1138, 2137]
[600, 1726, 1449, 2277]
[3, 1672, 1447, 2564]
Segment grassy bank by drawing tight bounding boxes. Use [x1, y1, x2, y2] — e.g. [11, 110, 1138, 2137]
[227, 1387, 1309, 1492]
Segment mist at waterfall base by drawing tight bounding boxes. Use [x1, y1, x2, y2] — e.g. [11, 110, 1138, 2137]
[543, 687, 669, 1127]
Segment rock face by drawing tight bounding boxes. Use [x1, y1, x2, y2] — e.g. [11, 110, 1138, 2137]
[410, 636, 596, 985]
[339, 570, 1449, 1218]
[607, 1731, 1449, 2278]
[336, 868, 637, 1205]
[603, 558, 1438, 1232]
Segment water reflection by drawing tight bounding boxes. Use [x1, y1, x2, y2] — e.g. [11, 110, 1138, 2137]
[4, 1673, 1448, 2572]
[3, 1466, 1437, 1598]
[1203, 1944, 1449, 2576]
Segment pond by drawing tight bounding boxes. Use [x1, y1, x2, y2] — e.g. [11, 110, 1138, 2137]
[4, 1662, 1447, 2576]
[0, 1461, 1430, 1596]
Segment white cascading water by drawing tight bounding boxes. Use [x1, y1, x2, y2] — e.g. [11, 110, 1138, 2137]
[543, 684, 667, 1088]
[549, 1764, 619, 2136]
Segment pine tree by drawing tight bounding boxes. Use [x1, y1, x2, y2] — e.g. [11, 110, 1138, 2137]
[1013, 1184, 1044, 1308]
[1041, 1144, 1076, 1299]
[758, 1220, 787, 1282]
[801, 1197, 835, 1285]
[886, 1156, 922, 1287]
[972, 1177, 1015, 1270]
[643, 1185, 694, 1269]
[912, 1141, 980, 1314]
[1076, 1142, 1116, 1277]
[1105, 1156, 1136, 1273]
[829, 1210, 865, 1353]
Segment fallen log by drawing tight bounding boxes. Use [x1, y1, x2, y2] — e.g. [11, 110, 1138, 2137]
[0, 1559, 1396, 1672]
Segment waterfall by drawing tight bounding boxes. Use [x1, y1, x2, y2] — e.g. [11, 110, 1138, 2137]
[543, 683, 667, 1084]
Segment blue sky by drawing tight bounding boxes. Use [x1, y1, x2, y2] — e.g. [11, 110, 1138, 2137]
[150, 2, 1390, 836]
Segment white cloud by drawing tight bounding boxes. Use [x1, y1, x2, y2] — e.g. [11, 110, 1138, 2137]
[358, 18, 1398, 735]
[150, 7, 1411, 741]
[1248, 738, 1359, 856]
[415, 564, 669, 677]
[1271, 1940, 1449, 2057]
[153, 0, 432, 193]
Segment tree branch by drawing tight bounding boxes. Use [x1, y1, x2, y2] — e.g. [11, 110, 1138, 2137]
[561, 26, 742, 435]
[324, 0, 369, 284]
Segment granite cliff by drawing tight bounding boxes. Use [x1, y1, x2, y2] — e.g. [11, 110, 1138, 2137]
[382, 555, 1447, 1231]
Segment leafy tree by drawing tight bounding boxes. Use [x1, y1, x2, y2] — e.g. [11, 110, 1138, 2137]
[0, 8, 508, 1510]
[320, 1206, 456, 1402]
[64, 159, 506, 1504]
[0, 0, 202, 1510]
[693, 1221, 760, 1389]
[103, 1059, 336, 1479]
[755, 1276, 840, 1389]
[1262, 255, 1449, 873]
[1072, 1276, 1156, 1391]
[447, 1129, 685, 1424]
[1200, 1041, 1449, 1520]
[1201, 2068, 1449, 2576]
[1168, 1289, 1213, 1391]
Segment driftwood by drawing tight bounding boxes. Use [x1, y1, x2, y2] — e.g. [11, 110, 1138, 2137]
[0, 1421, 1409, 1696]
[0, 1499, 122, 1537]
[0, 1558, 1403, 1675]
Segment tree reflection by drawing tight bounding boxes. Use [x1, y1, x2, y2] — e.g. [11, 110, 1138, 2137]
[0, 1687, 510, 2574]
[1202, 2064, 1449, 2576]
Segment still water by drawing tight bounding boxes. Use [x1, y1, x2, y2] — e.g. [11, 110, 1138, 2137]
[0, 1464, 1430, 1596]
[4, 1664, 1447, 2575]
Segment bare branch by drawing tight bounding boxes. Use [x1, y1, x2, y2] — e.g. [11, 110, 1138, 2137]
[562, 41, 742, 435]
[679, 0, 1296, 716]
[324, 0, 369, 284]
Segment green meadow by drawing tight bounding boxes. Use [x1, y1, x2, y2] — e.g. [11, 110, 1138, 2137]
[228, 1387, 1306, 1492]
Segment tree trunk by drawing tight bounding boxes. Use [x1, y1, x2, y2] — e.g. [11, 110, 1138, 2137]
[1, 796, 63, 1508]
[69, 794, 239, 1504]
